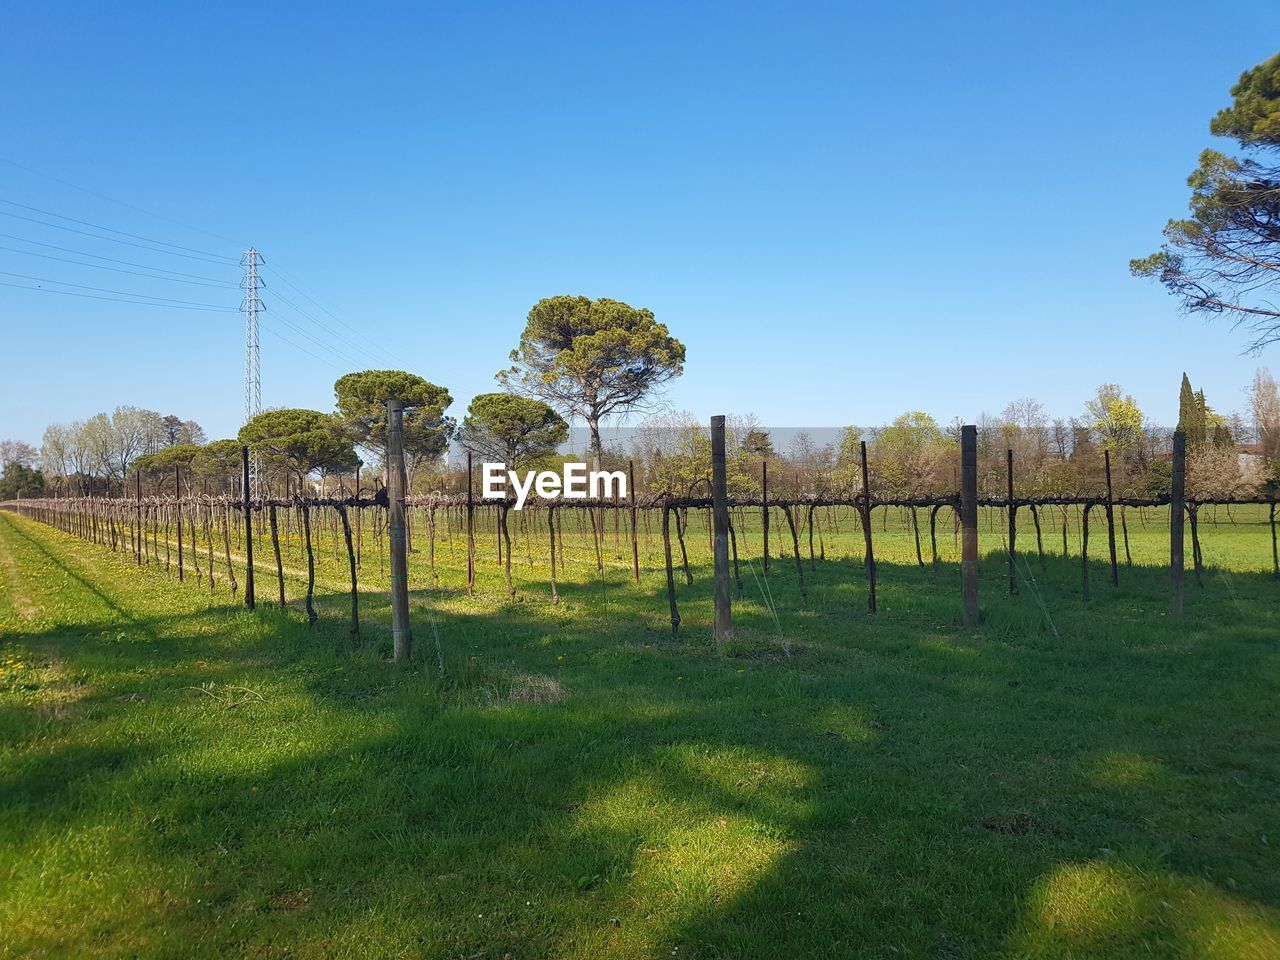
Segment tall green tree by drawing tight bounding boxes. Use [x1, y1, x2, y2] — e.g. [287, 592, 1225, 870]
[333, 370, 453, 473]
[1085, 384, 1144, 458]
[132, 443, 203, 494]
[498, 295, 686, 465]
[1132, 52, 1280, 351]
[1177, 373, 1206, 446]
[191, 439, 245, 492]
[239, 409, 357, 489]
[456, 393, 568, 468]
[872, 412, 949, 495]
[740, 428, 775, 458]
[0, 463, 44, 499]
[131, 444, 201, 473]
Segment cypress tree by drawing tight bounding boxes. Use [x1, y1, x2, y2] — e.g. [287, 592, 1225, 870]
[1177, 373, 1207, 446]
[1193, 390, 1209, 446]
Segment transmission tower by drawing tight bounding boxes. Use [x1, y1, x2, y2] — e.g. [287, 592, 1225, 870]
[240, 248, 263, 495]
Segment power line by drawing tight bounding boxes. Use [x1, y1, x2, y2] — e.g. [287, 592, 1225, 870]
[0, 208, 234, 265]
[0, 197, 237, 261]
[266, 304, 370, 369]
[0, 270, 238, 309]
[243, 255, 388, 383]
[225, 256, 369, 369]
[0, 242, 237, 288]
[0, 156, 245, 246]
[268, 287, 391, 367]
[261, 262, 394, 360]
[0, 183, 360, 392]
[0, 177, 391, 380]
[0, 279, 236, 312]
[0, 232, 236, 282]
[260, 324, 350, 369]
[0, 166, 409, 365]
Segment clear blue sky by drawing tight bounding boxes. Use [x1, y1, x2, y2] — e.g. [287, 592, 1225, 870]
[1, 2, 1277, 448]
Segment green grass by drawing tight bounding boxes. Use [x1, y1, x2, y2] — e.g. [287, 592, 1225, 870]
[1, 504, 1278, 959]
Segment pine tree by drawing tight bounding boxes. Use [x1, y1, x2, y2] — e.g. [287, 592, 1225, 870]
[1132, 53, 1280, 351]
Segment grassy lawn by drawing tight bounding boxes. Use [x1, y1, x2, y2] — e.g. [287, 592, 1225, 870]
[1, 504, 1278, 959]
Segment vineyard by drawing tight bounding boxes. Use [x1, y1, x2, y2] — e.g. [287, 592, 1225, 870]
[6, 488, 1278, 621]
[4, 426, 1277, 645]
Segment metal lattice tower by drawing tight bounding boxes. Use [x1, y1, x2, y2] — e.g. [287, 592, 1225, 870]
[240, 248, 263, 494]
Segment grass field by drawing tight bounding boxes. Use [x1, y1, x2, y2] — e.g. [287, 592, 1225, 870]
[1, 503, 1278, 959]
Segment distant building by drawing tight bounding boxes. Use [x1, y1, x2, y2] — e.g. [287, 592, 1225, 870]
[1237, 442, 1265, 471]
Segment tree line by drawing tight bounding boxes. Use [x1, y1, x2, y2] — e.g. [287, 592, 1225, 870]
[0, 409, 204, 499]
[3, 287, 1280, 504]
[5, 296, 683, 500]
[622, 371, 1278, 501]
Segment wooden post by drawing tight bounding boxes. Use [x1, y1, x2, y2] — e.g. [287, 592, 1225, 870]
[1104, 449, 1118, 587]
[241, 446, 255, 610]
[859, 440, 877, 614]
[960, 425, 978, 626]
[1006, 449, 1017, 595]
[761, 460, 769, 571]
[466, 451, 475, 595]
[710, 416, 732, 644]
[1170, 431, 1186, 618]
[386, 399, 412, 661]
